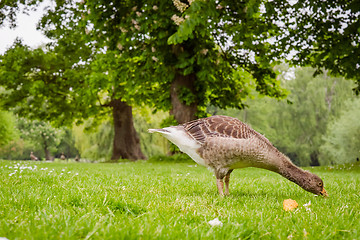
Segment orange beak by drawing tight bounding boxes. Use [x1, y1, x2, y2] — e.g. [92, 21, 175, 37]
[320, 188, 328, 197]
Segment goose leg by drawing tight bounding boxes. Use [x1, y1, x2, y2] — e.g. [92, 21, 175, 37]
[224, 170, 233, 196]
[215, 168, 230, 196]
[216, 178, 224, 196]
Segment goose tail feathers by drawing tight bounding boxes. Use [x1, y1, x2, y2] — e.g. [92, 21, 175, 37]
[148, 128, 170, 134]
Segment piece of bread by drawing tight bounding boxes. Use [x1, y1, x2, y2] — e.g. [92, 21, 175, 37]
[283, 199, 298, 211]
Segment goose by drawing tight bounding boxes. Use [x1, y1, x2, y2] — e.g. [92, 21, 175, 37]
[149, 115, 328, 196]
[60, 153, 66, 160]
[30, 152, 38, 161]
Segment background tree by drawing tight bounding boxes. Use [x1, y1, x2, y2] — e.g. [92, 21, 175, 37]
[266, 68, 355, 166]
[56, 128, 80, 159]
[71, 109, 170, 161]
[0, 0, 288, 161]
[320, 98, 360, 165]
[0, 114, 79, 160]
[219, 67, 356, 166]
[0, 110, 18, 147]
[0, 0, 44, 28]
[17, 118, 64, 160]
[265, 0, 360, 93]
[83, 0, 288, 124]
[0, 4, 147, 160]
[2, 0, 359, 163]
[72, 120, 114, 161]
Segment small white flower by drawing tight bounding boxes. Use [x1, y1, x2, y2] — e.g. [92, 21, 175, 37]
[208, 218, 223, 226]
[119, 27, 128, 33]
[303, 201, 311, 212]
[75, 173, 79, 176]
[67, 171, 71, 174]
[216, 4, 223, 9]
[122, 186, 126, 190]
[200, 49, 209, 55]
[173, 0, 188, 13]
[117, 43, 123, 50]
[171, 14, 185, 25]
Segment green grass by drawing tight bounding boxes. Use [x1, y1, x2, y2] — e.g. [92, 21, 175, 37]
[0, 159, 359, 240]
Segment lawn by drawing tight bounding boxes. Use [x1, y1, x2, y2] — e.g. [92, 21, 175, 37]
[0, 159, 359, 239]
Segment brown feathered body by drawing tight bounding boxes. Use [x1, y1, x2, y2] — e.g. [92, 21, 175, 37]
[149, 115, 327, 196]
[30, 152, 38, 161]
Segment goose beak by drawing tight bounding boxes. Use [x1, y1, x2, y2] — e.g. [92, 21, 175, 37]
[320, 188, 328, 197]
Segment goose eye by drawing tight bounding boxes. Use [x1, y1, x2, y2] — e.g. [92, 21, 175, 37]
[318, 182, 323, 187]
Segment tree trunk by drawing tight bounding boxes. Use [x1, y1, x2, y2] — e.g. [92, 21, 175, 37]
[44, 148, 51, 160]
[170, 73, 198, 124]
[310, 151, 320, 166]
[111, 99, 145, 161]
[41, 135, 51, 161]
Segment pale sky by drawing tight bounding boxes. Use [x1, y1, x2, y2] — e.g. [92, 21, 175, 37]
[0, 2, 51, 54]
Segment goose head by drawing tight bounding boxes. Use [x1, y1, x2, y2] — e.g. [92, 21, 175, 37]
[300, 172, 328, 197]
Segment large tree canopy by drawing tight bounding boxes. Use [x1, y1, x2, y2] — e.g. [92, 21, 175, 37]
[0, 0, 288, 160]
[1, 0, 359, 160]
[0, 0, 44, 28]
[81, 0, 287, 120]
[265, 0, 360, 93]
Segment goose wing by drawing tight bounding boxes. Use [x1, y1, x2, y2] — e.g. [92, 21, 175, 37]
[183, 115, 272, 146]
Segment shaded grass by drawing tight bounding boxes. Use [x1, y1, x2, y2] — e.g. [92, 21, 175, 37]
[0, 160, 359, 239]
